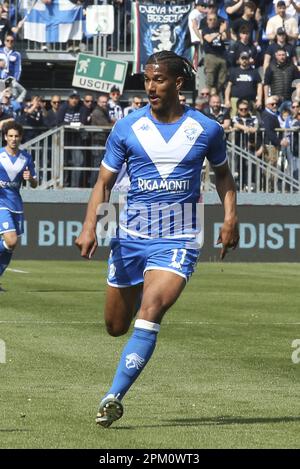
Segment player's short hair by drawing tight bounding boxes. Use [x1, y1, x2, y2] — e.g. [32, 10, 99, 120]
[2, 121, 24, 137]
[146, 51, 196, 81]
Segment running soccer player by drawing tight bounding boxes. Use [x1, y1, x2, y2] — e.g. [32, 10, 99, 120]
[0, 122, 37, 282]
[76, 51, 239, 427]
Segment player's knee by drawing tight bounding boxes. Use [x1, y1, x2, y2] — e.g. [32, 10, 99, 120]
[139, 300, 168, 320]
[105, 320, 130, 337]
[4, 235, 18, 250]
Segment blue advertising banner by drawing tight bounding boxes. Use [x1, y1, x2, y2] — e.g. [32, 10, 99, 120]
[132, 1, 192, 73]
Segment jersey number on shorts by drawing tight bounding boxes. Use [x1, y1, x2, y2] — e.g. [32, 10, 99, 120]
[169, 249, 187, 270]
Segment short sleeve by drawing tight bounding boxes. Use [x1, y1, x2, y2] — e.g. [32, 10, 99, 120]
[206, 122, 227, 167]
[101, 121, 126, 174]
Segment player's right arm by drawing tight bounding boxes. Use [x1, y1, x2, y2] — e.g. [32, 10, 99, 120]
[75, 166, 118, 259]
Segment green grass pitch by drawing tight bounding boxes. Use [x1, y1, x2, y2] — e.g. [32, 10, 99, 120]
[0, 260, 300, 449]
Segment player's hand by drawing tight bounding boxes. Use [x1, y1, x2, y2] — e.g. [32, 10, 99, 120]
[217, 218, 239, 260]
[75, 229, 98, 259]
[23, 166, 31, 181]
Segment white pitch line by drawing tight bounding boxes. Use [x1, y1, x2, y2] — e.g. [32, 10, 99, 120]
[7, 268, 29, 274]
[0, 320, 300, 326]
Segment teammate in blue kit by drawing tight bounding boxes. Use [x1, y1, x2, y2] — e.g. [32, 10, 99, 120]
[0, 122, 37, 284]
[76, 51, 239, 427]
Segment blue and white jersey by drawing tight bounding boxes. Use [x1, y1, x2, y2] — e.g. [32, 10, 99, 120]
[0, 147, 36, 213]
[102, 104, 226, 239]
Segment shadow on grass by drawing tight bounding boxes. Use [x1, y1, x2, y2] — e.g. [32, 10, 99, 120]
[113, 415, 300, 430]
[0, 429, 30, 432]
[27, 290, 103, 293]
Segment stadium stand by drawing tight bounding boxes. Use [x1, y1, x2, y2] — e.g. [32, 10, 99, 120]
[0, 0, 299, 193]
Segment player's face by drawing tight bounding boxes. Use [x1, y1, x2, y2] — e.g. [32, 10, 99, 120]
[5, 129, 21, 151]
[144, 63, 183, 115]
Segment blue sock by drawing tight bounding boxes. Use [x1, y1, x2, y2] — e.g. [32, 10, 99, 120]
[105, 319, 160, 401]
[0, 239, 13, 276]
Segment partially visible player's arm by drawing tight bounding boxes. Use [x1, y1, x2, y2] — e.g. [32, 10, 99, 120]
[23, 166, 38, 188]
[75, 166, 118, 259]
[213, 162, 239, 260]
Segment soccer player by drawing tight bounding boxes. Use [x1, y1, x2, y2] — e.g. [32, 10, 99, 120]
[0, 122, 37, 282]
[76, 51, 239, 427]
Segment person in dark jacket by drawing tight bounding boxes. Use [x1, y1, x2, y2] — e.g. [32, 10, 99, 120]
[57, 90, 89, 187]
[90, 94, 112, 186]
[264, 48, 300, 105]
[260, 95, 290, 189]
[44, 94, 61, 128]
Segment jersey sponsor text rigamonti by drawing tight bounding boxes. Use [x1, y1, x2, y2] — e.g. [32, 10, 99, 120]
[102, 104, 226, 239]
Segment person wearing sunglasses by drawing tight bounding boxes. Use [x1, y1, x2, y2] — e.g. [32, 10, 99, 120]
[261, 95, 290, 189]
[0, 33, 21, 81]
[123, 95, 144, 117]
[225, 51, 262, 115]
[44, 95, 61, 128]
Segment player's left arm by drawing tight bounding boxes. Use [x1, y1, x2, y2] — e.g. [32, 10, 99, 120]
[213, 162, 239, 260]
[23, 155, 38, 188]
[206, 122, 239, 259]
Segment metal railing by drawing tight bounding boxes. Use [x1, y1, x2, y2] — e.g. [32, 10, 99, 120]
[20, 125, 300, 193]
[11, 0, 132, 58]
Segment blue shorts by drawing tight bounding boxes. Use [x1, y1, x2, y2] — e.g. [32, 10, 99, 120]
[0, 209, 24, 236]
[107, 237, 200, 288]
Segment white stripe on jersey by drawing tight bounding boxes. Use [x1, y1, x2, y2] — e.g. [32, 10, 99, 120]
[131, 117, 204, 179]
[0, 151, 26, 181]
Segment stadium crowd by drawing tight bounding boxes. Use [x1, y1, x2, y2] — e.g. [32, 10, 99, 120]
[0, 0, 299, 189]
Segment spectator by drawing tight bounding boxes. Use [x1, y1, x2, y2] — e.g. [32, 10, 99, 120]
[57, 90, 90, 187]
[90, 94, 112, 186]
[200, 1, 227, 30]
[82, 93, 94, 123]
[232, 98, 261, 189]
[0, 33, 22, 80]
[227, 25, 259, 67]
[203, 94, 231, 130]
[0, 57, 6, 78]
[194, 95, 210, 112]
[231, 1, 259, 43]
[0, 1, 16, 25]
[0, 3, 24, 47]
[225, 0, 245, 36]
[288, 106, 300, 180]
[264, 48, 300, 104]
[273, 0, 300, 17]
[202, 13, 228, 95]
[19, 95, 45, 141]
[0, 102, 13, 129]
[123, 95, 143, 116]
[263, 28, 298, 72]
[0, 76, 26, 104]
[91, 94, 111, 127]
[286, 100, 300, 128]
[179, 93, 187, 106]
[261, 96, 289, 173]
[107, 86, 123, 122]
[265, 1, 298, 42]
[188, 0, 207, 69]
[44, 94, 61, 127]
[232, 98, 260, 150]
[225, 51, 263, 114]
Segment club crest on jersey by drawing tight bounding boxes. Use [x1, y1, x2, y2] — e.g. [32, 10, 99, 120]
[184, 125, 199, 142]
[139, 123, 150, 132]
[125, 353, 145, 370]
